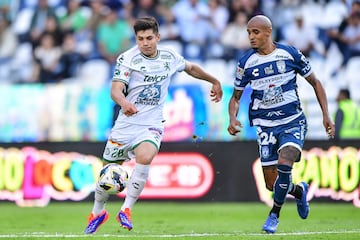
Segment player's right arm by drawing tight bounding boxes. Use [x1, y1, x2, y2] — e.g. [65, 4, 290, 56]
[111, 81, 138, 117]
[227, 88, 243, 135]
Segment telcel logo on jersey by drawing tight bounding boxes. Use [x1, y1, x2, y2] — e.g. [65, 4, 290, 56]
[144, 74, 168, 82]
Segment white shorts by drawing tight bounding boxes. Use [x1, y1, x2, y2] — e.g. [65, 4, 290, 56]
[102, 123, 164, 163]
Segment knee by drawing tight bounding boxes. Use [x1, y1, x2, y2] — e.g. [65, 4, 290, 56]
[135, 151, 153, 165]
[279, 146, 301, 164]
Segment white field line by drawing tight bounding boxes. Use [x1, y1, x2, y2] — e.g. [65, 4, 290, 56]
[0, 230, 360, 238]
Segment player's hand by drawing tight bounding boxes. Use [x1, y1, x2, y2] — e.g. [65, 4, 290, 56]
[227, 120, 242, 136]
[210, 81, 223, 102]
[121, 101, 138, 117]
[323, 117, 335, 139]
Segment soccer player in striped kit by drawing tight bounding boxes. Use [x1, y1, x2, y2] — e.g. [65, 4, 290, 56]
[227, 15, 335, 234]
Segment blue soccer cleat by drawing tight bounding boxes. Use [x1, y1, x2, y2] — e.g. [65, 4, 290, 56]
[84, 210, 109, 234]
[296, 182, 309, 219]
[262, 213, 279, 234]
[116, 208, 133, 231]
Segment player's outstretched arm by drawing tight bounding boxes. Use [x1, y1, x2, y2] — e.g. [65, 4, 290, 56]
[227, 89, 243, 136]
[184, 61, 223, 102]
[305, 72, 335, 138]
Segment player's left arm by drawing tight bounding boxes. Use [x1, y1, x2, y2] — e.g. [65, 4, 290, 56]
[305, 72, 335, 138]
[184, 61, 223, 102]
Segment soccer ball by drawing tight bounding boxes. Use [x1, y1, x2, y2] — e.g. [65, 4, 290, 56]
[98, 163, 129, 194]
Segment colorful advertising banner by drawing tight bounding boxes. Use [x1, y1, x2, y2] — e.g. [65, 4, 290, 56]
[0, 141, 359, 208]
[0, 146, 214, 207]
[253, 146, 360, 207]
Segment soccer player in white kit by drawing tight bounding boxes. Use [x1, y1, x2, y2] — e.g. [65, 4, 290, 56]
[85, 16, 223, 234]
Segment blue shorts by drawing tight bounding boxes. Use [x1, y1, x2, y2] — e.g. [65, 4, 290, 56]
[256, 117, 307, 166]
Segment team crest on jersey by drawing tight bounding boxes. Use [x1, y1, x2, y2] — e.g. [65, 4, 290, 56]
[276, 60, 286, 73]
[164, 62, 170, 71]
[236, 66, 244, 79]
[261, 146, 270, 159]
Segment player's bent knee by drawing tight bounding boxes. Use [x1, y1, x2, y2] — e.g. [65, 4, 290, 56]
[279, 146, 301, 163]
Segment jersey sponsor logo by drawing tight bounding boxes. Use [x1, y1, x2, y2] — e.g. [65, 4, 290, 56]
[144, 74, 168, 82]
[132, 57, 143, 65]
[300, 54, 308, 64]
[284, 126, 300, 133]
[248, 59, 259, 67]
[160, 54, 172, 60]
[266, 110, 285, 117]
[136, 84, 161, 105]
[264, 64, 274, 75]
[148, 127, 163, 135]
[275, 54, 290, 59]
[293, 132, 300, 139]
[301, 64, 311, 73]
[262, 85, 285, 106]
[300, 54, 311, 74]
[252, 68, 259, 77]
[149, 65, 161, 70]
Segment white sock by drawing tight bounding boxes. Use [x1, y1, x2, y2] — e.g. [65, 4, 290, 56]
[92, 183, 109, 216]
[121, 163, 150, 210]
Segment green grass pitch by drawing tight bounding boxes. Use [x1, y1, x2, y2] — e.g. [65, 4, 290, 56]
[0, 201, 359, 239]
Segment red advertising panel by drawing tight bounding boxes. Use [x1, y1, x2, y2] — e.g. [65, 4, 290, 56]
[119, 153, 214, 199]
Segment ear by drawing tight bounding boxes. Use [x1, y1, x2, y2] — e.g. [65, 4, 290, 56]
[266, 27, 272, 37]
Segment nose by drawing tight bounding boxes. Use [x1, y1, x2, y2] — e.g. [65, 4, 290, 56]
[248, 32, 254, 40]
[143, 39, 149, 46]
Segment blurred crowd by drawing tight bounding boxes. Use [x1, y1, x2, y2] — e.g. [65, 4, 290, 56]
[0, 0, 359, 84]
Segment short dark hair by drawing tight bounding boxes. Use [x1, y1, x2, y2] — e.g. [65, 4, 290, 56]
[340, 88, 351, 99]
[133, 16, 159, 35]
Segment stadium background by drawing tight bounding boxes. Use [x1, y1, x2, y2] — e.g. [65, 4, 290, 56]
[0, 0, 360, 208]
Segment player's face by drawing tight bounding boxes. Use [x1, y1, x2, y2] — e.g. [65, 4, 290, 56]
[247, 25, 270, 50]
[136, 29, 160, 58]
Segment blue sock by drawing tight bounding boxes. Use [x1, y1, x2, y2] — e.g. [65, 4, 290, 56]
[273, 164, 292, 205]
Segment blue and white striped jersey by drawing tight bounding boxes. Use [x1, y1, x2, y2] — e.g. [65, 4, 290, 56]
[234, 43, 312, 127]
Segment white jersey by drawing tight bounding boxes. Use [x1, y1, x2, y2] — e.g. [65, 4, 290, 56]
[112, 45, 186, 126]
